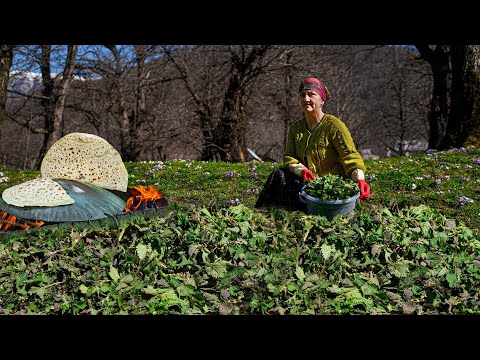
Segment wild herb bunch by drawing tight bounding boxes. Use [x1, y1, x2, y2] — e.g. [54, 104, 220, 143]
[303, 173, 359, 201]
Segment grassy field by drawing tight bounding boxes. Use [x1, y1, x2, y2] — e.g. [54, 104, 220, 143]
[0, 146, 479, 315]
[1, 146, 479, 233]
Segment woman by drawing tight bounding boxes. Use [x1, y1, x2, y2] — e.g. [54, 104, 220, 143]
[255, 77, 370, 210]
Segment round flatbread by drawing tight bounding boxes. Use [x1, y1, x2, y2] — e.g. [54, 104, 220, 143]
[2, 178, 75, 207]
[40, 132, 128, 192]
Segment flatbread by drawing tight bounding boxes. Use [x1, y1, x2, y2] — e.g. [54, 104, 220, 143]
[2, 178, 75, 207]
[40, 132, 128, 192]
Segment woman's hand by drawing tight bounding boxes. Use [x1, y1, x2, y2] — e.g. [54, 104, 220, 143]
[357, 179, 370, 200]
[302, 168, 316, 182]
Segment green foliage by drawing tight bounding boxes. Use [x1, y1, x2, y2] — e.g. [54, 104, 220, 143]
[1, 147, 480, 314]
[303, 174, 359, 201]
[1, 202, 479, 315]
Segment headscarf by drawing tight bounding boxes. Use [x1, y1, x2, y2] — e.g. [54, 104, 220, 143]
[298, 77, 331, 102]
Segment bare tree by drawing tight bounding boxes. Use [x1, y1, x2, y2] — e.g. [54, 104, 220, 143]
[0, 44, 451, 169]
[71, 45, 174, 162]
[35, 45, 79, 168]
[163, 45, 292, 162]
[0, 45, 14, 140]
[415, 44, 480, 150]
[443, 45, 480, 148]
[414, 45, 451, 149]
[374, 46, 431, 156]
[0, 45, 79, 169]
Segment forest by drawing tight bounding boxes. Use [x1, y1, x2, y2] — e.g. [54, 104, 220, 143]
[0, 45, 479, 170]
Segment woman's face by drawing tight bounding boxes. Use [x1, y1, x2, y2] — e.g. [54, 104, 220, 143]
[299, 90, 324, 113]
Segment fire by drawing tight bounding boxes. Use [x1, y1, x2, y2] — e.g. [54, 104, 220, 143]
[125, 185, 167, 212]
[0, 210, 45, 231]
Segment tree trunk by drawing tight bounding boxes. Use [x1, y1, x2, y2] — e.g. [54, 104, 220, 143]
[35, 45, 79, 169]
[207, 45, 270, 162]
[0, 45, 14, 140]
[441, 45, 480, 149]
[215, 82, 245, 162]
[415, 45, 451, 149]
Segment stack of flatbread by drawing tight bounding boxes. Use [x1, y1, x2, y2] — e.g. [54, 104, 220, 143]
[2, 133, 128, 208]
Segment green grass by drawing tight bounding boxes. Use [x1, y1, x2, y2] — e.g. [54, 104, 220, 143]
[1, 147, 480, 315]
[1, 146, 479, 232]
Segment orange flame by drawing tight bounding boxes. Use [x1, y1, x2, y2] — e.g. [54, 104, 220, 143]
[125, 185, 164, 212]
[0, 210, 45, 231]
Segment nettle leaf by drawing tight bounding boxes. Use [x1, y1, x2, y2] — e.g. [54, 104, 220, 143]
[295, 266, 305, 281]
[305, 274, 320, 283]
[411, 284, 423, 295]
[327, 284, 347, 294]
[205, 260, 228, 279]
[109, 266, 120, 282]
[136, 243, 149, 260]
[219, 303, 234, 315]
[238, 221, 250, 237]
[120, 274, 134, 284]
[288, 283, 297, 291]
[371, 244, 383, 258]
[321, 243, 333, 260]
[388, 260, 413, 278]
[202, 291, 220, 304]
[382, 208, 394, 217]
[200, 208, 213, 218]
[70, 229, 89, 245]
[79, 284, 89, 294]
[188, 244, 201, 259]
[402, 302, 417, 315]
[256, 267, 267, 278]
[385, 291, 403, 302]
[28, 286, 46, 301]
[421, 222, 431, 237]
[15, 272, 27, 286]
[176, 284, 195, 297]
[143, 285, 172, 295]
[253, 231, 267, 243]
[446, 272, 460, 288]
[361, 282, 378, 296]
[437, 267, 448, 277]
[384, 248, 393, 262]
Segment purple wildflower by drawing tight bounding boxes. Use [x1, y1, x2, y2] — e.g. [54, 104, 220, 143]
[458, 196, 474, 208]
[228, 198, 243, 205]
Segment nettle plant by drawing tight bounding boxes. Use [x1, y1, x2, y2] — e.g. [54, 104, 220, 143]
[304, 173, 359, 201]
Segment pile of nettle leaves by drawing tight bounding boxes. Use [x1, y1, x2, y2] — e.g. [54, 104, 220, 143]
[303, 174, 359, 201]
[0, 201, 478, 315]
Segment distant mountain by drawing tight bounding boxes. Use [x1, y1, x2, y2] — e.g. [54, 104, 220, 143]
[7, 71, 43, 98]
[7, 72, 90, 98]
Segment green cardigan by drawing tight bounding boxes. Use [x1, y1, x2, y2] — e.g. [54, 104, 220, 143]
[283, 114, 366, 178]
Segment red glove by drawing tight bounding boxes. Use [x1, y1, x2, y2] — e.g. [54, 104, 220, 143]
[357, 180, 370, 200]
[302, 168, 315, 182]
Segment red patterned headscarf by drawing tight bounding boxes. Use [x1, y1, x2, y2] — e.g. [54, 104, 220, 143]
[298, 77, 331, 102]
